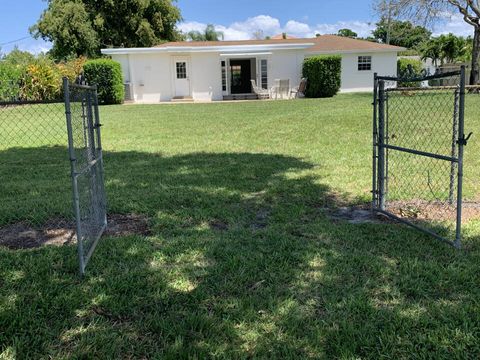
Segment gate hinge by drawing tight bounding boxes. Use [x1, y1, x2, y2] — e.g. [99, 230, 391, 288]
[457, 132, 473, 146]
[93, 123, 103, 128]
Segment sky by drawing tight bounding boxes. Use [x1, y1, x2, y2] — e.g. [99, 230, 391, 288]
[0, 0, 474, 55]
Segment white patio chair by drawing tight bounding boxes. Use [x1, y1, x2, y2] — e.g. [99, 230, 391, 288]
[250, 80, 270, 100]
[278, 79, 290, 99]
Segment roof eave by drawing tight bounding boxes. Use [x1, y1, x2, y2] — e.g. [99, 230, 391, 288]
[306, 47, 406, 55]
[101, 43, 315, 55]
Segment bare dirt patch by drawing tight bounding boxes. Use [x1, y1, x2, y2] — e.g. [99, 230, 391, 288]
[386, 200, 480, 222]
[327, 206, 382, 224]
[0, 214, 151, 250]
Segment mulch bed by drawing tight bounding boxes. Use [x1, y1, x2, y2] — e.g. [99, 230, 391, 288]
[0, 214, 151, 250]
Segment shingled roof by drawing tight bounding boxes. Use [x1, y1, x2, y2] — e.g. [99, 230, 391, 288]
[155, 34, 404, 52]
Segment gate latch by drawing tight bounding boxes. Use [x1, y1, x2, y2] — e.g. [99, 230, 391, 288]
[457, 132, 473, 146]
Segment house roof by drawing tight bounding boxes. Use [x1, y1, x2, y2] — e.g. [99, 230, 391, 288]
[101, 35, 404, 55]
[270, 34, 299, 39]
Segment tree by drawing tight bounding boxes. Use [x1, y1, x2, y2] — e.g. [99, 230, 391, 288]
[420, 34, 467, 66]
[1, 47, 36, 66]
[187, 24, 224, 41]
[337, 29, 358, 38]
[420, 38, 443, 66]
[373, 0, 480, 84]
[30, 0, 182, 59]
[252, 29, 265, 40]
[372, 19, 431, 48]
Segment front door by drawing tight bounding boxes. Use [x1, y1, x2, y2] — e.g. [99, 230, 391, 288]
[174, 57, 190, 97]
[230, 60, 252, 94]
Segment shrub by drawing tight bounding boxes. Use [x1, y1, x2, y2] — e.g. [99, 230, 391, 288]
[397, 58, 423, 87]
[0, 63, 24, 101]
[83, 59, 124, 104]
[20, 59, 63, 101]
[57, 56, 87, 83]
[302, 55, 341, 98]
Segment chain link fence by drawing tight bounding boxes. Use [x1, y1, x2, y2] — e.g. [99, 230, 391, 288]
[373, 68, 479, 247]
[0, 94, 73, 248]
[65, 80, 107, 275]
[0, 78, 106, 274]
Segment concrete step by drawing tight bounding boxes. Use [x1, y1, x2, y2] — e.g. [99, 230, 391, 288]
[223, 94, 259, 101]
[171, 96, 194, 103]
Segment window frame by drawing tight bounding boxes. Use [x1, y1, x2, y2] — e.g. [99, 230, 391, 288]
[260, 59, 268, 89]
[176, 62, 187, 79]
[357, 55, 372, 72]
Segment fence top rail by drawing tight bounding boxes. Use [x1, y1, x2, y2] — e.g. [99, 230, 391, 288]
[0, 99, 64, 106]
[69, 83, 97, 91]
[386, 86, 459, 92]
[376, 70, 461, 82]
[385, 84, 480, 93]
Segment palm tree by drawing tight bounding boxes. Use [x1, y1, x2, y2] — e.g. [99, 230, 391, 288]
[187, 24, 224, 41]
[420, 38, 442, 67]
[438, 34, 464, 64]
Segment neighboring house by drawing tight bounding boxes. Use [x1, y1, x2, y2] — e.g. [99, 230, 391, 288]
[101, 35, 404, 103]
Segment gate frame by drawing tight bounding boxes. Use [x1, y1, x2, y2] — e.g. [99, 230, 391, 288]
[372, 66, 467, 248]
[63, 78, 107, 275]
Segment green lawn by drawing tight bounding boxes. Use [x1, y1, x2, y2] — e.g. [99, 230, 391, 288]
[1, 95, 480, 358]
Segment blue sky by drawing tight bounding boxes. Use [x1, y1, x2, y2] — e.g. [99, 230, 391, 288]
[0, 0, 472, 54]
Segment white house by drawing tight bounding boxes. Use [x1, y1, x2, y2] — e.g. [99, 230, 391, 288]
[101, 35, 404, 103]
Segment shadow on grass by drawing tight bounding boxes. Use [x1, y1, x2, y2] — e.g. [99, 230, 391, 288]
[1, 147, 480, 358]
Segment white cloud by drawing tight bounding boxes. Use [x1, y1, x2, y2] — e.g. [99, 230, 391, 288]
[314, 21, 376, 38]
[284, 20, 311, 35]
[432, 13, 473, 37]
[178, 15, 376, 40]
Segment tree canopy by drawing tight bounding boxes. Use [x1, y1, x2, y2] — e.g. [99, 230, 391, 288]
[373, 0, 480, 84]
[30, 0, 182, 59]
[337, 29, 358, 38]
[186, 24, 224, 41]
[420, 34, 471, 66]
[372, 18, 431, 48]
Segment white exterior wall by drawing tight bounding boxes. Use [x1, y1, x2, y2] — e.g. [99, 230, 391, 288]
[115, 54, 131, 82]
[112, 52, 224, 102]
[111, 49, 399, 102]
[337, 52, 397, 92]
[189, 53, 223, 101]
[269, 50, 306, 90]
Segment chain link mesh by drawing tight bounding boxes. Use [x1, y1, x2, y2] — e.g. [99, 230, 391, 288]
[66, 83, 107, 274]
[374, 71, 480, 245]
[0, 99, 73, 242]
[0, 80, 107, 273]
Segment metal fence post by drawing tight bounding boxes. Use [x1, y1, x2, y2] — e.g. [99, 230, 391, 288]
[377, 80, 386, 211]
[455, 66, 466, 249]
[92, 87, 108, 227]
[372, 73, 378, 209]
[449, 88, 460, 204]
[63, 77, 85, 275]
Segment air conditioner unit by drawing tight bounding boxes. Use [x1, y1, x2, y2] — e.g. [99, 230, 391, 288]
[124, 82, 133, 101]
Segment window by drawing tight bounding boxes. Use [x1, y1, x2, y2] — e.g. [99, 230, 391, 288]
[260, 59, 268, 89]
[221, 61, 227, 91]
[231, 65, 242, 86]
[176, 62, 187, 79]
[358, 56, 372, 71]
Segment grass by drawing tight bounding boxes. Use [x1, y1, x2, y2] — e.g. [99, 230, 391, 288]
[1, 94, 480, 358]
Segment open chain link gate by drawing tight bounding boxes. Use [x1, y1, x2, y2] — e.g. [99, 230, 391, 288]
[373, 66, 478, 248]
[64, 78, 107, 275]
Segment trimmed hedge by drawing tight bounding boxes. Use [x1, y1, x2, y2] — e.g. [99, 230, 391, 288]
[397, 58, 423, 87]
[302, 55, 341, 98]
[83, 59, 124, 104]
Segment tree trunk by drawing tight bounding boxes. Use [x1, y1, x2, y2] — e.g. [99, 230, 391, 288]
[470, 26, 480, 85]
